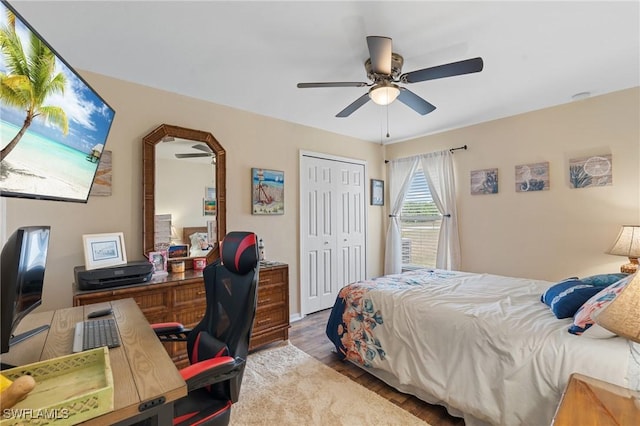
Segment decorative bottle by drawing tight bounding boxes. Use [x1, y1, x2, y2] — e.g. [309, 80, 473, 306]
[258, 238, 265, 261]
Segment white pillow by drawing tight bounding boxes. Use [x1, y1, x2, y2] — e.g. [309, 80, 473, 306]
[581, 323, 617, 339]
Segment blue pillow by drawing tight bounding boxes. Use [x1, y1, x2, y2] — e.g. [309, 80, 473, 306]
[541, 279, 603, 319]
[581, 273, 628, 287]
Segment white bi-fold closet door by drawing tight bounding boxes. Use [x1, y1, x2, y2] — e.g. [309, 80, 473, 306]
[300, 152, 366, 315]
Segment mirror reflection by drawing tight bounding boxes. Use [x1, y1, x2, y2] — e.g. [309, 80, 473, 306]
[142, 124, 226, 265]
[155, 139, 217, 257]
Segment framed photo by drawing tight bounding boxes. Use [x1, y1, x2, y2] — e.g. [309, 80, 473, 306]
[82, 232, 127, 270]
[205, 186, 216, 200]
[370, 179, 384, 206]
[148, 250, 168, 276]
[168, 244, 189, 259]
[203, 198, 216, 216]
[252, 168, 284, 215]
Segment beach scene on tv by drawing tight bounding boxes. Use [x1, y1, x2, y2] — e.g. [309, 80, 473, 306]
[0, 3, 115, 202]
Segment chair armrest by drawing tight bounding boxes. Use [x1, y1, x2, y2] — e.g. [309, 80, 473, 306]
[151, 322, 190, 341]
[180, 356, 245, 391]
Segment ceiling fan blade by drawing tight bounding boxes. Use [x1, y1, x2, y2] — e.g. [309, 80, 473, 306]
[397, 88, 436, 115]
[366, 36, 392, 75]
[192, 144, 212, 153]
[336, 93, 371, 118]
[297, 82, 368, 88]
[175, 153, 211, 159]
[400, 57, 484, 83]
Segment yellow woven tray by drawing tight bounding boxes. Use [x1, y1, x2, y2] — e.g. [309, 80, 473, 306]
[1, 347, 113, 425]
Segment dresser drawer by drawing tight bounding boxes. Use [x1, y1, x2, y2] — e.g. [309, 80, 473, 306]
[253, 304, 288, 332]
[172, 306, 207, 329]
[257, 282, 287, 307]
[172, 281, 207, 309]
[259, 268, 287, 286]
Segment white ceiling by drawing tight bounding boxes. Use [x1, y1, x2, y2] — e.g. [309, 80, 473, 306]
[9, 1, 640, 144]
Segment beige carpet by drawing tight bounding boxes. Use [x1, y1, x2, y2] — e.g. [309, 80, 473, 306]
[230, 342, 430, 425]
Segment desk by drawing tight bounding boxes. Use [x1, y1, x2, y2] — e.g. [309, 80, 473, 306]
[0, 298, 186, 425]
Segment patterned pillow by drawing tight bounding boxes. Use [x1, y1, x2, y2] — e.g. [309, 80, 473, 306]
[568, 274, 634, 336]
[541, 279, 603, 319]
[581, 273, 629, 287]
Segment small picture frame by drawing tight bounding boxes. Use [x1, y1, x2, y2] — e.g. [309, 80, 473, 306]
[82, 232, 127, 270]
[168, 244, 189, 259]
[205, 186, 216, 200]
[148, 250, 168, 276]
[371, 179, 384, 206]
[203, 198, 216, 216]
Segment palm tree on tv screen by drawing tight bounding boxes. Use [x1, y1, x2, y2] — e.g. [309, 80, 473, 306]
[0, 9, 68, 161]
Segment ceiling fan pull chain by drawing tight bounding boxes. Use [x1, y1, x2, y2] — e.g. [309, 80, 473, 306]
[386, 103, 391, 138]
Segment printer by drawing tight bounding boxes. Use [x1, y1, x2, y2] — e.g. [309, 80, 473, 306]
[75, 261, 154, 291]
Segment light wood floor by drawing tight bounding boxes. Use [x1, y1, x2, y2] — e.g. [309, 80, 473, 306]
[288, 308, 465, 426]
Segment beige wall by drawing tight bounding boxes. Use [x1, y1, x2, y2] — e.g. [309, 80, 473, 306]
[4, 71, 638, 316]
[385, 87, 640, 281]
[4, 70, 386, 314]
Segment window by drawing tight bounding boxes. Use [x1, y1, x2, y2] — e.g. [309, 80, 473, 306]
[400, 168, 441, 270]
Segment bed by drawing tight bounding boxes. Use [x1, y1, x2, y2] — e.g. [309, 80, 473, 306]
[325, 269, 640, 426]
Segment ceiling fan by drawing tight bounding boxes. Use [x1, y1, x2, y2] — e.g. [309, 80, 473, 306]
[297, 36, 484, 117]
[175, 144, 215, 162]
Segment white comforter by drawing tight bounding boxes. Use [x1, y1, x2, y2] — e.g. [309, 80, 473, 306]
[328, 269, 637, 425]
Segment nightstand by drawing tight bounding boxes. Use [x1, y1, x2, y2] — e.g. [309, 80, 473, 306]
[552, 373, 640, 425]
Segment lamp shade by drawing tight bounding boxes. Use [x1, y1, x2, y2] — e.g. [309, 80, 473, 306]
[608, 225, 640, 273]
[595, 272, 640, 343]
[369, 83, 400, 106]
[608, 225, 640, 257]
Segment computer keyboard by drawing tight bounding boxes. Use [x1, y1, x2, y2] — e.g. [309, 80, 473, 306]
[72, 318, 121, 353]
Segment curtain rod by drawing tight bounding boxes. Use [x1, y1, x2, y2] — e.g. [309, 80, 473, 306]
[449, 144, 468, 153]
[384, 144, 468, 163]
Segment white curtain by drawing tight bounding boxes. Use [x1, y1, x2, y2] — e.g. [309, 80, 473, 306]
[419, 150, 460, 270]
[384, 157, 418, 275]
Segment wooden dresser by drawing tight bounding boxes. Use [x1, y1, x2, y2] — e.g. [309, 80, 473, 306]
[552, 373, 640, 426]
[73, 262, 290, 368]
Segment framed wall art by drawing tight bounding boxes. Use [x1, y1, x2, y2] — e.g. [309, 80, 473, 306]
[82, 232, 127, 270]
[371, 179, 384, 206]
[470, 168, 499, 195]
[252, 168, 284, 215]
[515, 162, 549, 192]
[569, 154, 612, 188]
[203, 198, 216, 216]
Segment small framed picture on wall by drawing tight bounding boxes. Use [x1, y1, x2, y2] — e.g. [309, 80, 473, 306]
[371, 179, 384, 206]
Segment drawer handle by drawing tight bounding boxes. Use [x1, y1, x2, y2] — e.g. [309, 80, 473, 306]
[257, 318, 271, 325]
[196, 290, 205, 296]
[259, 298, 271, 304]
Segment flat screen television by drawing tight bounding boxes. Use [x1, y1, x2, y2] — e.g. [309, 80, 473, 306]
[0, 225, 50, 356]
[0, 0, 115, 203]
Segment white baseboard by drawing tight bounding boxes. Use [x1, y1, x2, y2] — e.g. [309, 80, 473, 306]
[290, 312, 304, 323]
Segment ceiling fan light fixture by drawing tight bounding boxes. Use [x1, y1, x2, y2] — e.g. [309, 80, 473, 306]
[369, 83, 400, 106]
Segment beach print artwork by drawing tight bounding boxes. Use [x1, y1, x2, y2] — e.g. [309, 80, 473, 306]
[90, 150, 112, 196]
[0, 3, 115, 202]
[515, 162, 549, 192]
[470, 168, 499, 195]
[569, 154, 612, 188]
[252, 168, 284, 215]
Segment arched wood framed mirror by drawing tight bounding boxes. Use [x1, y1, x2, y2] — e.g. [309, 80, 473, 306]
[143, 124, 226, 264]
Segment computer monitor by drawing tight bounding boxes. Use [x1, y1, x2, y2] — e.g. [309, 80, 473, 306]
[0, 226, 51, 355]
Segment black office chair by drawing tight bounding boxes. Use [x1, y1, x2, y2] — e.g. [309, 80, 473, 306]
[152, 231, 260, 426]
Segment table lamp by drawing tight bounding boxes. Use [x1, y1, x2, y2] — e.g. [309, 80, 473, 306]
[595, 272, 640, 342]
[608, 225, 640, 274]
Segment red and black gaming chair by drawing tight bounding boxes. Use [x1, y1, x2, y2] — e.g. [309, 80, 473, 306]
[152, 231, 260, 426]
